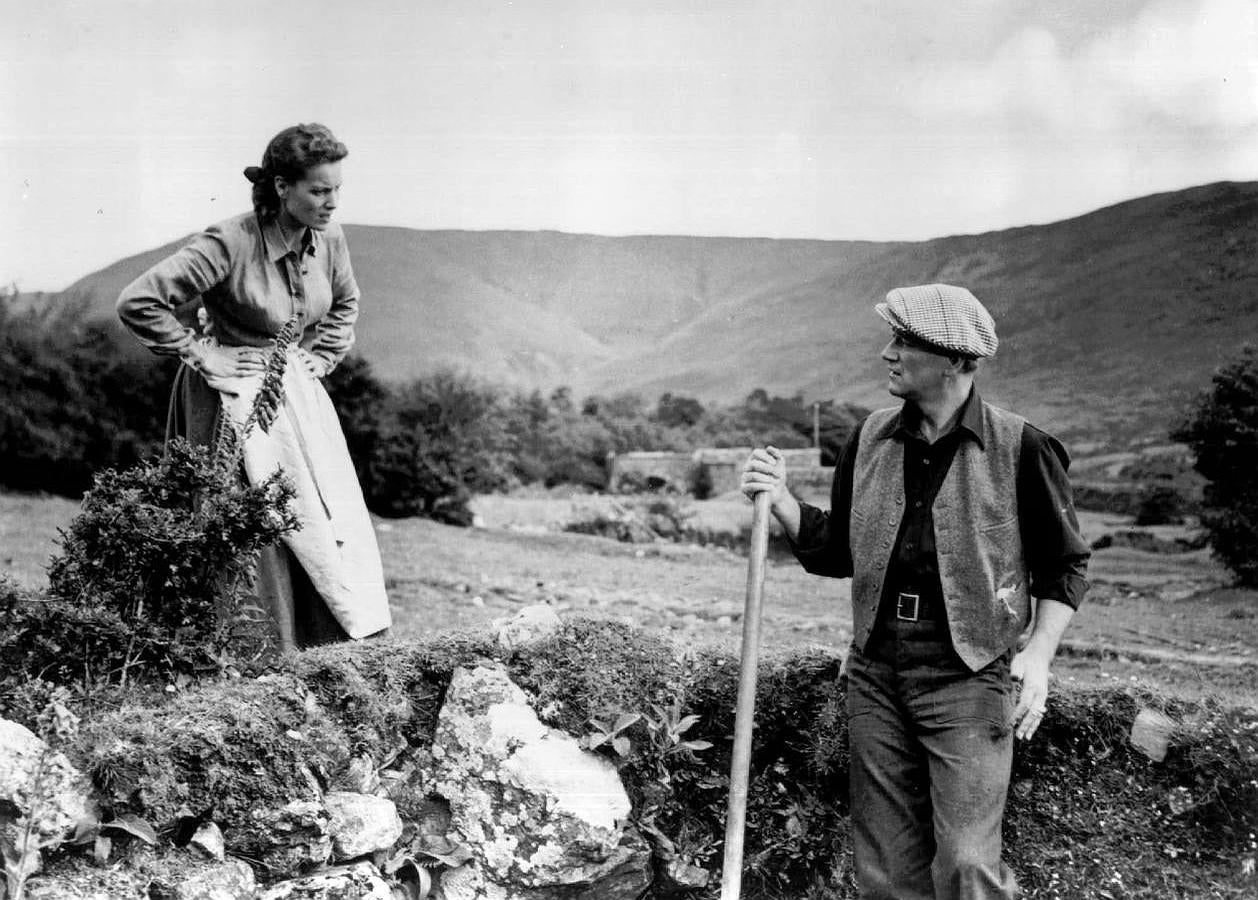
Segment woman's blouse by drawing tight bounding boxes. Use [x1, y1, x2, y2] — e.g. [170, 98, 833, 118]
[117, 211, 359, 373]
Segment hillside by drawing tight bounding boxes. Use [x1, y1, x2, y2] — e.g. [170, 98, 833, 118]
[60, 181, 1258, 447]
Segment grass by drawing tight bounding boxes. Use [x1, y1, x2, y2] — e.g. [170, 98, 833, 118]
[4, 488, 1257, 898]
[3, 490, 1255, 710]
[0, 492, 81, 590]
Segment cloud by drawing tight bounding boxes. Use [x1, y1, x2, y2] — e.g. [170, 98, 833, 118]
[1087, 0, 1258, 128]
[905, 0, 1258, 130]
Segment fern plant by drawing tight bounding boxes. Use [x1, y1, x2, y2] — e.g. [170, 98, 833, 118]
[210, 314, 300, 472]
[1, 701, 85, 900]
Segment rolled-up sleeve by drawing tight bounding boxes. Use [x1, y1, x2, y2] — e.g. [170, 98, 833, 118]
[311, 227, 359, 372]
[116, 229, 230, 357]
[1019, 426, 1091, 609]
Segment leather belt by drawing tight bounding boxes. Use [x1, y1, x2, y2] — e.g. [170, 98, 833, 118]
[896, 592, 922, 622]
[894, 590, 942, 622]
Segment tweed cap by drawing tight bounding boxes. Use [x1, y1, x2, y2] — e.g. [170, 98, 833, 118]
[875, 283, 998, 358]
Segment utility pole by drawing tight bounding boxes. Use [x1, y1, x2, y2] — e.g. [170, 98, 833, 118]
[812, 401, 820, 450]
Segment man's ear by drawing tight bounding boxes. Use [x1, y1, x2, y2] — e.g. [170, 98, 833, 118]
[944, 355, 979, 377]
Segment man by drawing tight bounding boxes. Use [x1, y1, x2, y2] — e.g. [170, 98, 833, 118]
[741, 283, 1090, 900]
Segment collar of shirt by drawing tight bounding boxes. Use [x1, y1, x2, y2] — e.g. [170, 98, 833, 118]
[260, 215, 320, 263]
[873, 387, 987, 450]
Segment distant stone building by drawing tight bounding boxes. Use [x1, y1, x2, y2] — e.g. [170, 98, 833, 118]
[607, 446, 822, 496]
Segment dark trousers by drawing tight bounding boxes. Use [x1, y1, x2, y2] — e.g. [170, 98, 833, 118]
[846, 621, 1018, 900]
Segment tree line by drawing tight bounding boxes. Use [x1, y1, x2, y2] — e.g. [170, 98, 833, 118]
[0, 294, 865, 522]
[4, 294, 1255, 588]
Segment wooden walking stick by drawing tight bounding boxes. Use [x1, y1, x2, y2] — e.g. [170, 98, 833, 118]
[720, 490, 772, 900]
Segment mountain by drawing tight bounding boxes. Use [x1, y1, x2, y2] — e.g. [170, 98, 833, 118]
[60, 181, 1258, 448]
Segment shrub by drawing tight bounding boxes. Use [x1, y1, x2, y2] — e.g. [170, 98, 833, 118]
[1, 329, 303, 696]
[564, 508, 659, 544]
[0, 294, 173, 496]
[3, 437, 300, 696]
[363, 372, 514, 523]
[655, 393, 706, 428]
[45, 439, 299, 668]
[1133, 482, 1191, 526]
[1173, 344, 1258, 586]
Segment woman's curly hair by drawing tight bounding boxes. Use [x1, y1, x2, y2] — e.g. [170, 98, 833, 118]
[243, 123, 348, 218]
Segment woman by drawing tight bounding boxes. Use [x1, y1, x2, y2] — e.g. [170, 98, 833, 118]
[117, 122, 391, 649]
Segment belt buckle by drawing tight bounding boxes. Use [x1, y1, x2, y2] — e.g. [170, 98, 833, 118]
[896, 592, 920, 622]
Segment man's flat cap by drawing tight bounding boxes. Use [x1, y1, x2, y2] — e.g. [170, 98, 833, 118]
[875, 283, 998, 358]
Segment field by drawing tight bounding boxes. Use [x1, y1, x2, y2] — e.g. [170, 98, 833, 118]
[3, 489, 1255, 709]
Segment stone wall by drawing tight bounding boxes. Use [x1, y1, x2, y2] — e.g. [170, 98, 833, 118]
[609, 447, 823, 496]
[11, 612, 1254, 899]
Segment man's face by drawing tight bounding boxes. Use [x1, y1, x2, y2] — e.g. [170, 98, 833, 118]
[880, 331, 952, 403]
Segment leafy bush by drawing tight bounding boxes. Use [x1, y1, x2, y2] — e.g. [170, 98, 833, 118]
[1, 328, 302, 697]
[655, 392, 706, 428]
[1133, 482, 1190, 526]
[49, 438, 297, 640]
[0, 294, 174, 496]
[1174, 344, 1258, 586]
[361, 372, 515, 523]
[0, 438, 299, 697]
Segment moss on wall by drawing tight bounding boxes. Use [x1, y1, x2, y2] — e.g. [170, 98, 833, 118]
[43, 618, 1258, 898]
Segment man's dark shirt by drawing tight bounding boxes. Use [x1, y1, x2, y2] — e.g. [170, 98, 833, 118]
[792, 390, 1090, 614]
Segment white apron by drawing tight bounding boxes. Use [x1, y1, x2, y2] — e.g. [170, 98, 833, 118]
[215, 348, 391, 640]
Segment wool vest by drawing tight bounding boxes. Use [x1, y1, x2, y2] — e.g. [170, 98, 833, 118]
[850, 402, 1030, 671]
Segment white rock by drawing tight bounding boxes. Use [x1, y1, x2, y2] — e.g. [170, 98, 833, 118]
[170, 856, 256, 900]
[427, 665, 645, 894]
[492, 604, 562, 650]
[325, 791, 403, 860]
[258, 862, 392, 900]
[1130, 707, 1178, 762]
[441, 862, 509, 900]
[189, 821, 226, 862]
[0, 719, 97, 849]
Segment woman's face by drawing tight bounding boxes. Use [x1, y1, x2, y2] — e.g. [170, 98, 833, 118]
[276, 161, 342, 231]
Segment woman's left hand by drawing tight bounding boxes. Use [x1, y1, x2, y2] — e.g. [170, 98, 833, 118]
[295, 348, 329, 379]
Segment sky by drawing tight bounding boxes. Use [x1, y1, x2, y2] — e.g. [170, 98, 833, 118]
[3, 0, 1257, 291]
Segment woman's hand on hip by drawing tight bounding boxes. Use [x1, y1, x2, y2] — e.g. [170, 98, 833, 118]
[295, 348, 329, 379]
[189, 343, 268, 379]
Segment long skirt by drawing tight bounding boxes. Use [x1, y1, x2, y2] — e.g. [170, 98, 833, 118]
[167, 350, 391, 650]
